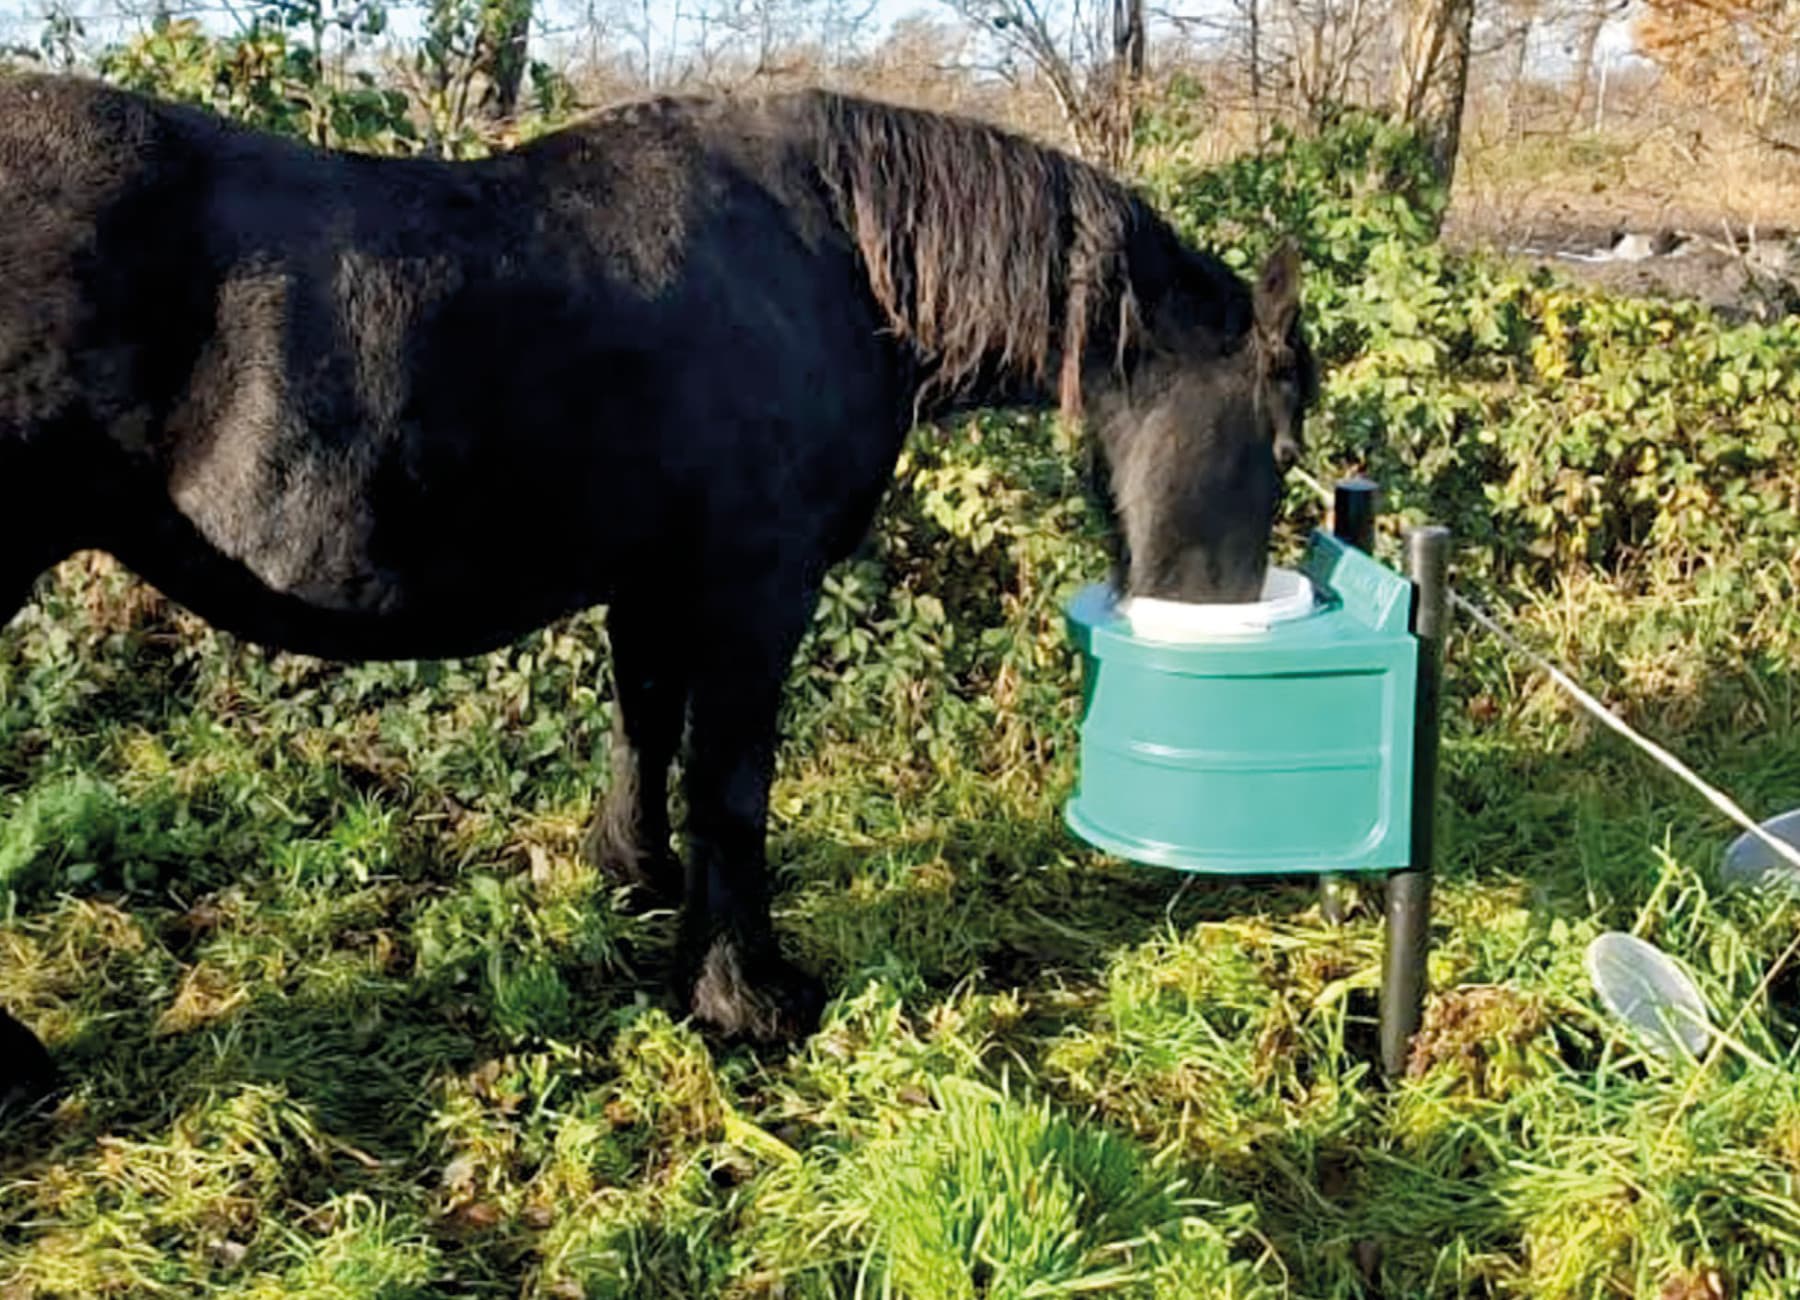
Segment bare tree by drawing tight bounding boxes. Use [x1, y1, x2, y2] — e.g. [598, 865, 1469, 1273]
[593, 0, 687, 88]
[573, 0, 880, 92]
[1155, 0, 1392, 131]
[415, 0, 535, 148]
[942, 0, 1147, 163]
[815, 0, 881, 67]
[1392, 0, 1475, 188]
[844, 14, 999, 113]
[1564, 0, 1628, 126]
[1634, 0, 1800, 134]
[480, 0, 534, 115]
[1278, 0, 1391, 118]
[1248, 0, 1262, 118]
[1486, 0, 1542, 134]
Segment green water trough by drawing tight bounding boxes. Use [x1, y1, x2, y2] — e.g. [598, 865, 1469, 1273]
[1061, 480, 1450, 1079]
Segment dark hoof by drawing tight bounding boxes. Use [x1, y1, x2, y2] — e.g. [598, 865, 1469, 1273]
[582, 819, 680, 910]
[0, 1013, 58, 1116]
[683, 934, 825, 1044]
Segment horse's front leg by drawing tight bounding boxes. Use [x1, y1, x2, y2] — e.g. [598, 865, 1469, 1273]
[675, 582, 825, 1043]
[0, 1012, 57, 1112]
[585, 594, 687, 907]
[1, 563, 61, 1110]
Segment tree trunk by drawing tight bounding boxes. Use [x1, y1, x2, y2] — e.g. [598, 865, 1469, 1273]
[1506, 16, 1532, 137]
[1248, 0, 1263, 130]
[1392, 0, 1475, 195]
[1566, 6, 1605, 127]
[1113, 0, 1145, 78]
[477, 0, 534, 119]
[1105, 0, 1146, 165]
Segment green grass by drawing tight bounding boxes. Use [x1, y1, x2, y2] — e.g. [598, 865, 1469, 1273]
[0, 46, 1794, 1298]
[3, 415, 1799, 1300]
[5, 111, 1800, 1296]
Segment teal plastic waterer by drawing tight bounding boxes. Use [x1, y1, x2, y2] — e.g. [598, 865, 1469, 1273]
[1051, 482, 1447, 1080]
[1061, 479, 1451, 1082]
[1063, 529, 1418, 874]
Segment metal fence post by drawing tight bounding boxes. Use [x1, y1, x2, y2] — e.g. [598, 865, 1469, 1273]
[1382, 523, 1450, 1081]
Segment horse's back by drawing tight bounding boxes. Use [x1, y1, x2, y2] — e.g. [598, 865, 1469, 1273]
[0, 70, 163, 183]
[0, 73, 912, 655]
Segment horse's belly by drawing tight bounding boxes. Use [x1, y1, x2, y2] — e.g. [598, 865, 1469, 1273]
[128, 539, 594, 663]
[120, 468, 607, 662]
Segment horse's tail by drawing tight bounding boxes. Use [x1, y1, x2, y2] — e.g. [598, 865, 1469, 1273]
[804, 92, 1142, 423]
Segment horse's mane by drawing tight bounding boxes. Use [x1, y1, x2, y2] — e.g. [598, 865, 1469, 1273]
[1, 70, 1253, 427]
[801, 92, 1232, 421]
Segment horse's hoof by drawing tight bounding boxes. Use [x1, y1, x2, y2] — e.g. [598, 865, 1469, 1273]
[582, 822, 681, 911]
[683, 934, 825, 1044]
[0, 1016, 58, 1116]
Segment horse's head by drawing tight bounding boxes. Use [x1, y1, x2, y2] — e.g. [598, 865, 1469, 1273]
[1094, 238, 1317, 603]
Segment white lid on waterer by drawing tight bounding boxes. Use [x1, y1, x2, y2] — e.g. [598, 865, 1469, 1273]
[1120, 566, 1319, 641]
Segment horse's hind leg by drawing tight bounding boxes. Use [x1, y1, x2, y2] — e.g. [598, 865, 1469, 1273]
[676, 580, 825, 1043]
[585, 595, 687, 906]
[1, 564, 61, 1111]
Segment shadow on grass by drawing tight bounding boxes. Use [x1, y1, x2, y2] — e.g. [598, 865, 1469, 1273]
[0, 884, 672, 1176]
[776, 813, 1344, 985]
[754, 663, 1800, 1297]
[2, 648, 1797, 1297]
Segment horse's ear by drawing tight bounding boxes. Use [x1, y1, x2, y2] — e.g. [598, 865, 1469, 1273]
[1253, 238, 1302, 343]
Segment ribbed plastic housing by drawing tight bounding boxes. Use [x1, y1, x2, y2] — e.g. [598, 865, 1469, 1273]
[1063, 531, 1419, 874]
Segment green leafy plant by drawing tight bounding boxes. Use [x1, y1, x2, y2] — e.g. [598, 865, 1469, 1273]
[2, 77, 1800, 1300]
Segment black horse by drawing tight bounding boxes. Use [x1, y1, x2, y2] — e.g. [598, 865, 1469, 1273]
[0, 71, 1317, 1104]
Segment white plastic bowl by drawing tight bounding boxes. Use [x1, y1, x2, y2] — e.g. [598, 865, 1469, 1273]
[1584, 931, 1713, 1060]
[1721, 806, 1800, 895]
[1119, 566, 1319, 642]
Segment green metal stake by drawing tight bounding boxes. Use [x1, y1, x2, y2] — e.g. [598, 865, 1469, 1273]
[1322, 476, 1380, 925]
[1382, 524, 1450, 1081]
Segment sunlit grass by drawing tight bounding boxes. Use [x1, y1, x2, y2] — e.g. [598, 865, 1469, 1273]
[5, 226, 1800, 1300]
[5, 437, 1799, 1296]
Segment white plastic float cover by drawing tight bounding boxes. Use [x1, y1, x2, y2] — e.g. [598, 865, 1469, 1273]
[1120, 566, 1318, 641]
[1584, 931, 1713, 1060]
[1721, 806, 1800, 895]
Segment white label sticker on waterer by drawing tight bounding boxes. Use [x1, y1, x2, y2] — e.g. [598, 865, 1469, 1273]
[1120, 567, 1320, 641]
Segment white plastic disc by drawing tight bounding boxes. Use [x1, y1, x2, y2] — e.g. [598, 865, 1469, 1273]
[1721, 807, 1800, 895]
[1120, 566, 1319, 642]
[1584, 931, 1713, 1060]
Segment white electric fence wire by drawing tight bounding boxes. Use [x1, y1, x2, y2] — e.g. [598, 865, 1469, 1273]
[1289, 467, 1800, 878]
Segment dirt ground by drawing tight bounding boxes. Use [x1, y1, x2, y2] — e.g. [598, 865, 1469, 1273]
[1441, 199, 1800, 322]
